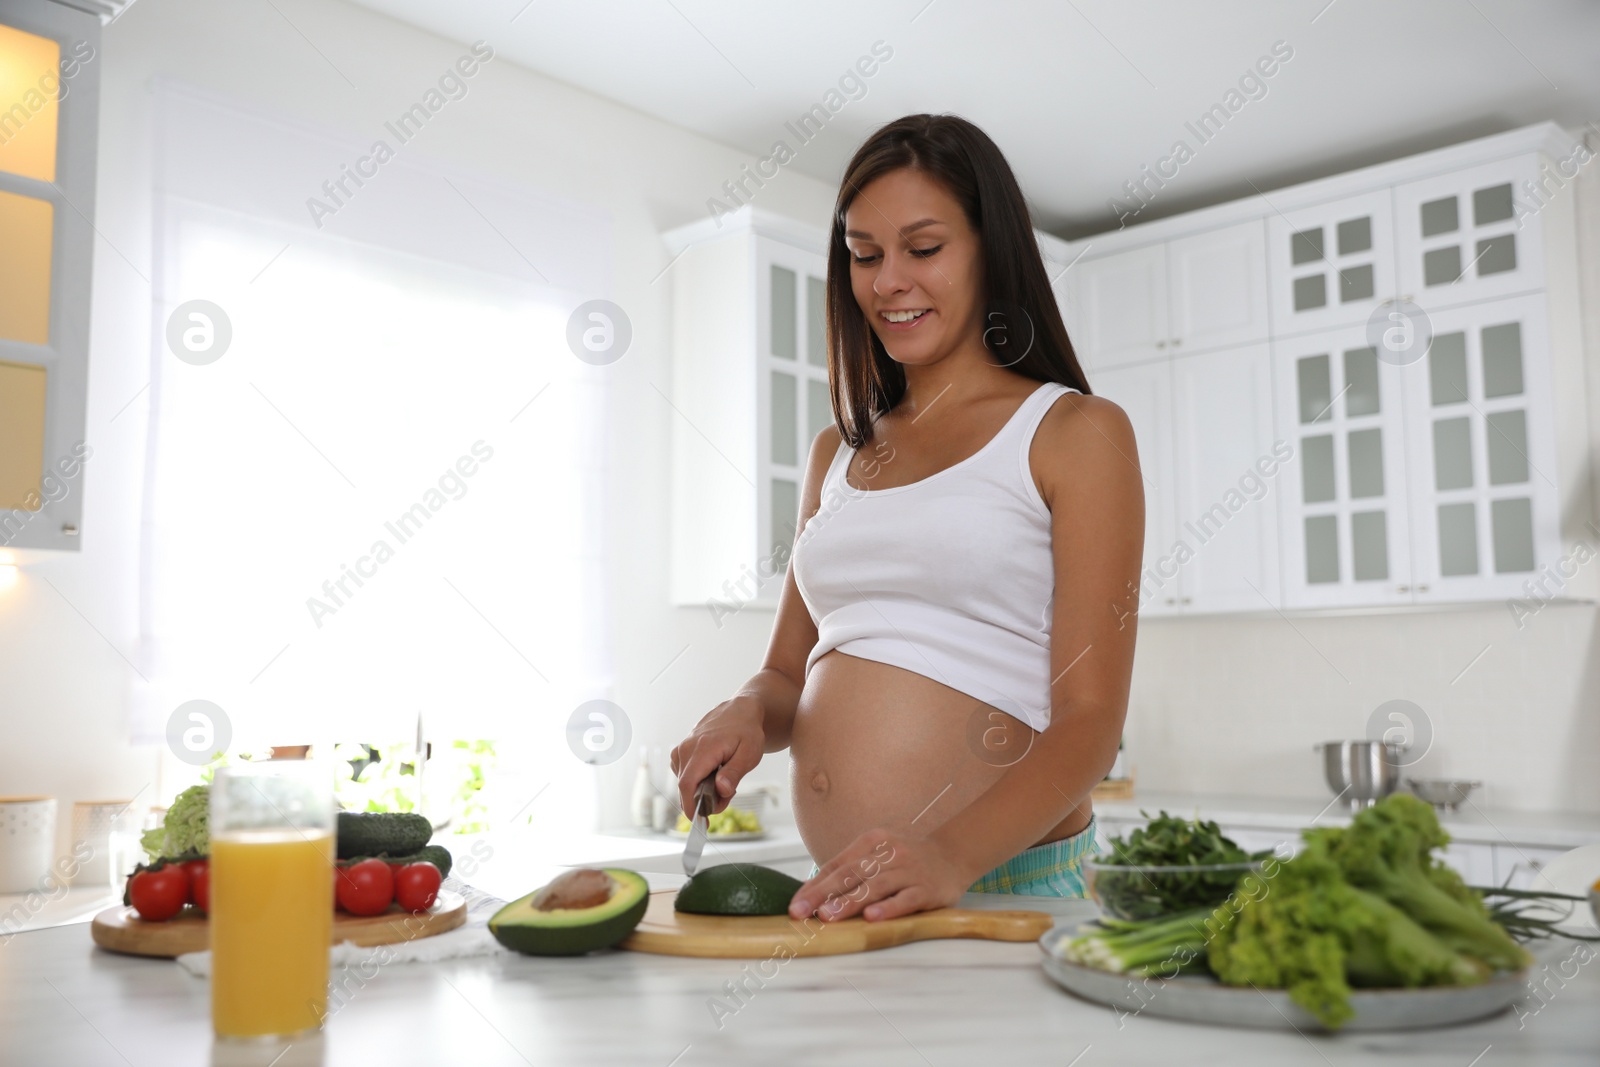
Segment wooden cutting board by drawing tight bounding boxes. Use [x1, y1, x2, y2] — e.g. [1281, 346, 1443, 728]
[618, 889, 1053, 958]
[90, 890, 466, 959]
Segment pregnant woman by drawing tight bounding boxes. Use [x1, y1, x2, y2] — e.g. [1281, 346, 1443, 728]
[670, 114, 1143, 922]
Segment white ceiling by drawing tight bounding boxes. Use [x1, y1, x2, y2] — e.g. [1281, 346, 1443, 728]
[345, 0, 1600, 239]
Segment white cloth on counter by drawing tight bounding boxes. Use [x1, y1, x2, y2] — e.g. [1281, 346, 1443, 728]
[176, 877, 511, 978]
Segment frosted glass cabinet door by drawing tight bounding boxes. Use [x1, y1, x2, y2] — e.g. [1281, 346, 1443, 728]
[1266, 189, 1395, 339]
[1393, 156, 1545, 313]
[1273, 324, 1414, 608]
[1069, 243, 1168, 371]
[1402, 293, 1559, 602]
[755, 235, 829, 605]
[1166, 220, 1271, 356]
[1171, 343, 1281, 612]
[1092, 360, 1178, 618]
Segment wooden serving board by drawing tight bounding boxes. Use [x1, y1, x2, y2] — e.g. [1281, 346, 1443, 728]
[90, 890, 466, 959]
[618, 890, 1053, 958]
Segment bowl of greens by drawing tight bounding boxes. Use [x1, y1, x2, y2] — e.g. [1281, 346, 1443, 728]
[1085, 812, 1275, 921]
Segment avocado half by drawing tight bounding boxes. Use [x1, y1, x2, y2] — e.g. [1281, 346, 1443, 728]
[488, 868, 649, 956]
[674, 863, 803, 916]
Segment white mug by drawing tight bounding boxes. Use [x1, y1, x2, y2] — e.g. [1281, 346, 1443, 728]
[0, 797, 58, 895]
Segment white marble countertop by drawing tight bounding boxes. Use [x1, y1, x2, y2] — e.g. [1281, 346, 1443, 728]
[1093, 791, 1600, 849]
[5, 862, 1597, 1067]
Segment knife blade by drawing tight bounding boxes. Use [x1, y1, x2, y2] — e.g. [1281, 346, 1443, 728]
[681, 773, 718, 877]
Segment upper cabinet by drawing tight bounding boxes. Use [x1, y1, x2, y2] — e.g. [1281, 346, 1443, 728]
[1166, 222, 1271, 356]
[669, 124, 1594, 618]
[1063, 121, 1595, 616]
[1069, 219, 1269, 371]
[1069, 243, 1168, 370]
[1266, 189, 1396, 337]
[665, 206, 829, 610]
[1393, 157, 1546, 311]
[0, 2, 101, 559]
[1095, 341, 1280, 618]
[1402, 294, 1560, 603]
[1274, 323, 1415, 608]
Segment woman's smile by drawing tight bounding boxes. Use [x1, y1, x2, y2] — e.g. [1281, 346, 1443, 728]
[880, 307, 932, 331]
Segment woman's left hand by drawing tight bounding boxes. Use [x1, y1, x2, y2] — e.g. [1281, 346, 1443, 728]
[787, 828, 976, 922]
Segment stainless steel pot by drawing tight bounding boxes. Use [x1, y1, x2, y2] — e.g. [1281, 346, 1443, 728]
[1315, 740, 1406, 810]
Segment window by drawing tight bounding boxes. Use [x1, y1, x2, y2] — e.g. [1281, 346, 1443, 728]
[138, 86, 613, 834]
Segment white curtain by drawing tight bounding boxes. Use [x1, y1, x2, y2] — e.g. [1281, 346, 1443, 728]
[135, 84, 613, 830]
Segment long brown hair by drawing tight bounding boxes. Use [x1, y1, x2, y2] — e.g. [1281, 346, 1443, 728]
[827, 113, 1091, 448]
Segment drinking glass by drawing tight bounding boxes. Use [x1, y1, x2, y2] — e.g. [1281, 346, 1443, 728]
[209, 759, 334, 1040]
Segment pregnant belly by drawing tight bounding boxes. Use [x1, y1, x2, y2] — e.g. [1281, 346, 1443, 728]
[789, 649, 1091, 868]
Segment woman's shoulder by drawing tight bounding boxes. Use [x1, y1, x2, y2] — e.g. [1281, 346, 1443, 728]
[1032, 388, 1140, 491]
[1039, 388, 1131, 438]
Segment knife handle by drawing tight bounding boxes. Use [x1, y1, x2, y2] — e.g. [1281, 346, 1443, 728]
[692, 773, 719, 818]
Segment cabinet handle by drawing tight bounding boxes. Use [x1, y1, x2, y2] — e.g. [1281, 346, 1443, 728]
[1180, 596, 1192, 604]
[1171, 338, 1182, 347]
[1155, 340, 1166, 349]
[1416, 584, 1429, 593]
[1397, 584, 1410, 593]
[1165, 597, 1177, 605]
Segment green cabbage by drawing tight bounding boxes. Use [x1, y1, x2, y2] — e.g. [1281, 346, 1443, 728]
[140, 784, 210, 860]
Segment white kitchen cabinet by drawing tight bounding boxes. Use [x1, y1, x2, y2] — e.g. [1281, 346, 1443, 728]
[668, 125, 1593, 617]
[664, 206, 829, 609]
[1266, 188, 1396, 338]
[1165, 221, 1271, 356]
[760, 239, 832, 569]
[1492, 843, 1570, 891]
[1439, 842, 1497, 887]
[1091, 360, 1179, 618]
[1069, 243, 1168, 371]
[1403, 293, 1561, 602]
[1068, 219, 1269, 372]
[1274, 323, 1416, 608]
[1393, 156, 1546, 312]
[1170, 343, 1282, 612]
[0, 2, 101, 559]
[1096, 342, 1281, 618]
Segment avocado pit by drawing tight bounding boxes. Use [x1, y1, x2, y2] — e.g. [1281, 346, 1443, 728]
[533, 868, 615, 911]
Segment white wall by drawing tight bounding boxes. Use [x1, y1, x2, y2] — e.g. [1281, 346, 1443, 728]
[1124, 604, 1600, 813]
[0, 0, 835, 861]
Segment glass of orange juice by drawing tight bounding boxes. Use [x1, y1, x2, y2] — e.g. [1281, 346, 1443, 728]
[209, 758, 334, 1040]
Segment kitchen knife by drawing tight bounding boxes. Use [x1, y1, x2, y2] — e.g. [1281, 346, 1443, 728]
[681, 773, 718, 877]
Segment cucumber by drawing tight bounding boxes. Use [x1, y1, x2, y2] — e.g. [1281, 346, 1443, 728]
[336, 811, 432, 859]
[409, 844, 453, 879]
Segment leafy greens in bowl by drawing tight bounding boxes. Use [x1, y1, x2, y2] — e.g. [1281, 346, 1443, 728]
[1087, 811, 1276, 920]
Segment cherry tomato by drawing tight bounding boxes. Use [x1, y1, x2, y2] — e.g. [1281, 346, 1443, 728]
[177, 859, 208, 906]
[394, 862, 442, 913]
[186, 860, 210, 915]
[335, 858, 394, 916]
[129, 864, 190, 922]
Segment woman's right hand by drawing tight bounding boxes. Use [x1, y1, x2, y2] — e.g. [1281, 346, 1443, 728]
[669, 695, 767, 820]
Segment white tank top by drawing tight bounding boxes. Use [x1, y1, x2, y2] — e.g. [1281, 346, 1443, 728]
[792, 379, 1080, 731]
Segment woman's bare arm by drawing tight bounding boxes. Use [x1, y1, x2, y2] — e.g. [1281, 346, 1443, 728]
[671, 423, 839, 813]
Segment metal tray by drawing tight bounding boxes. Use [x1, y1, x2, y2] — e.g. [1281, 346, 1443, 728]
[1038, 926, 1526, 1032]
